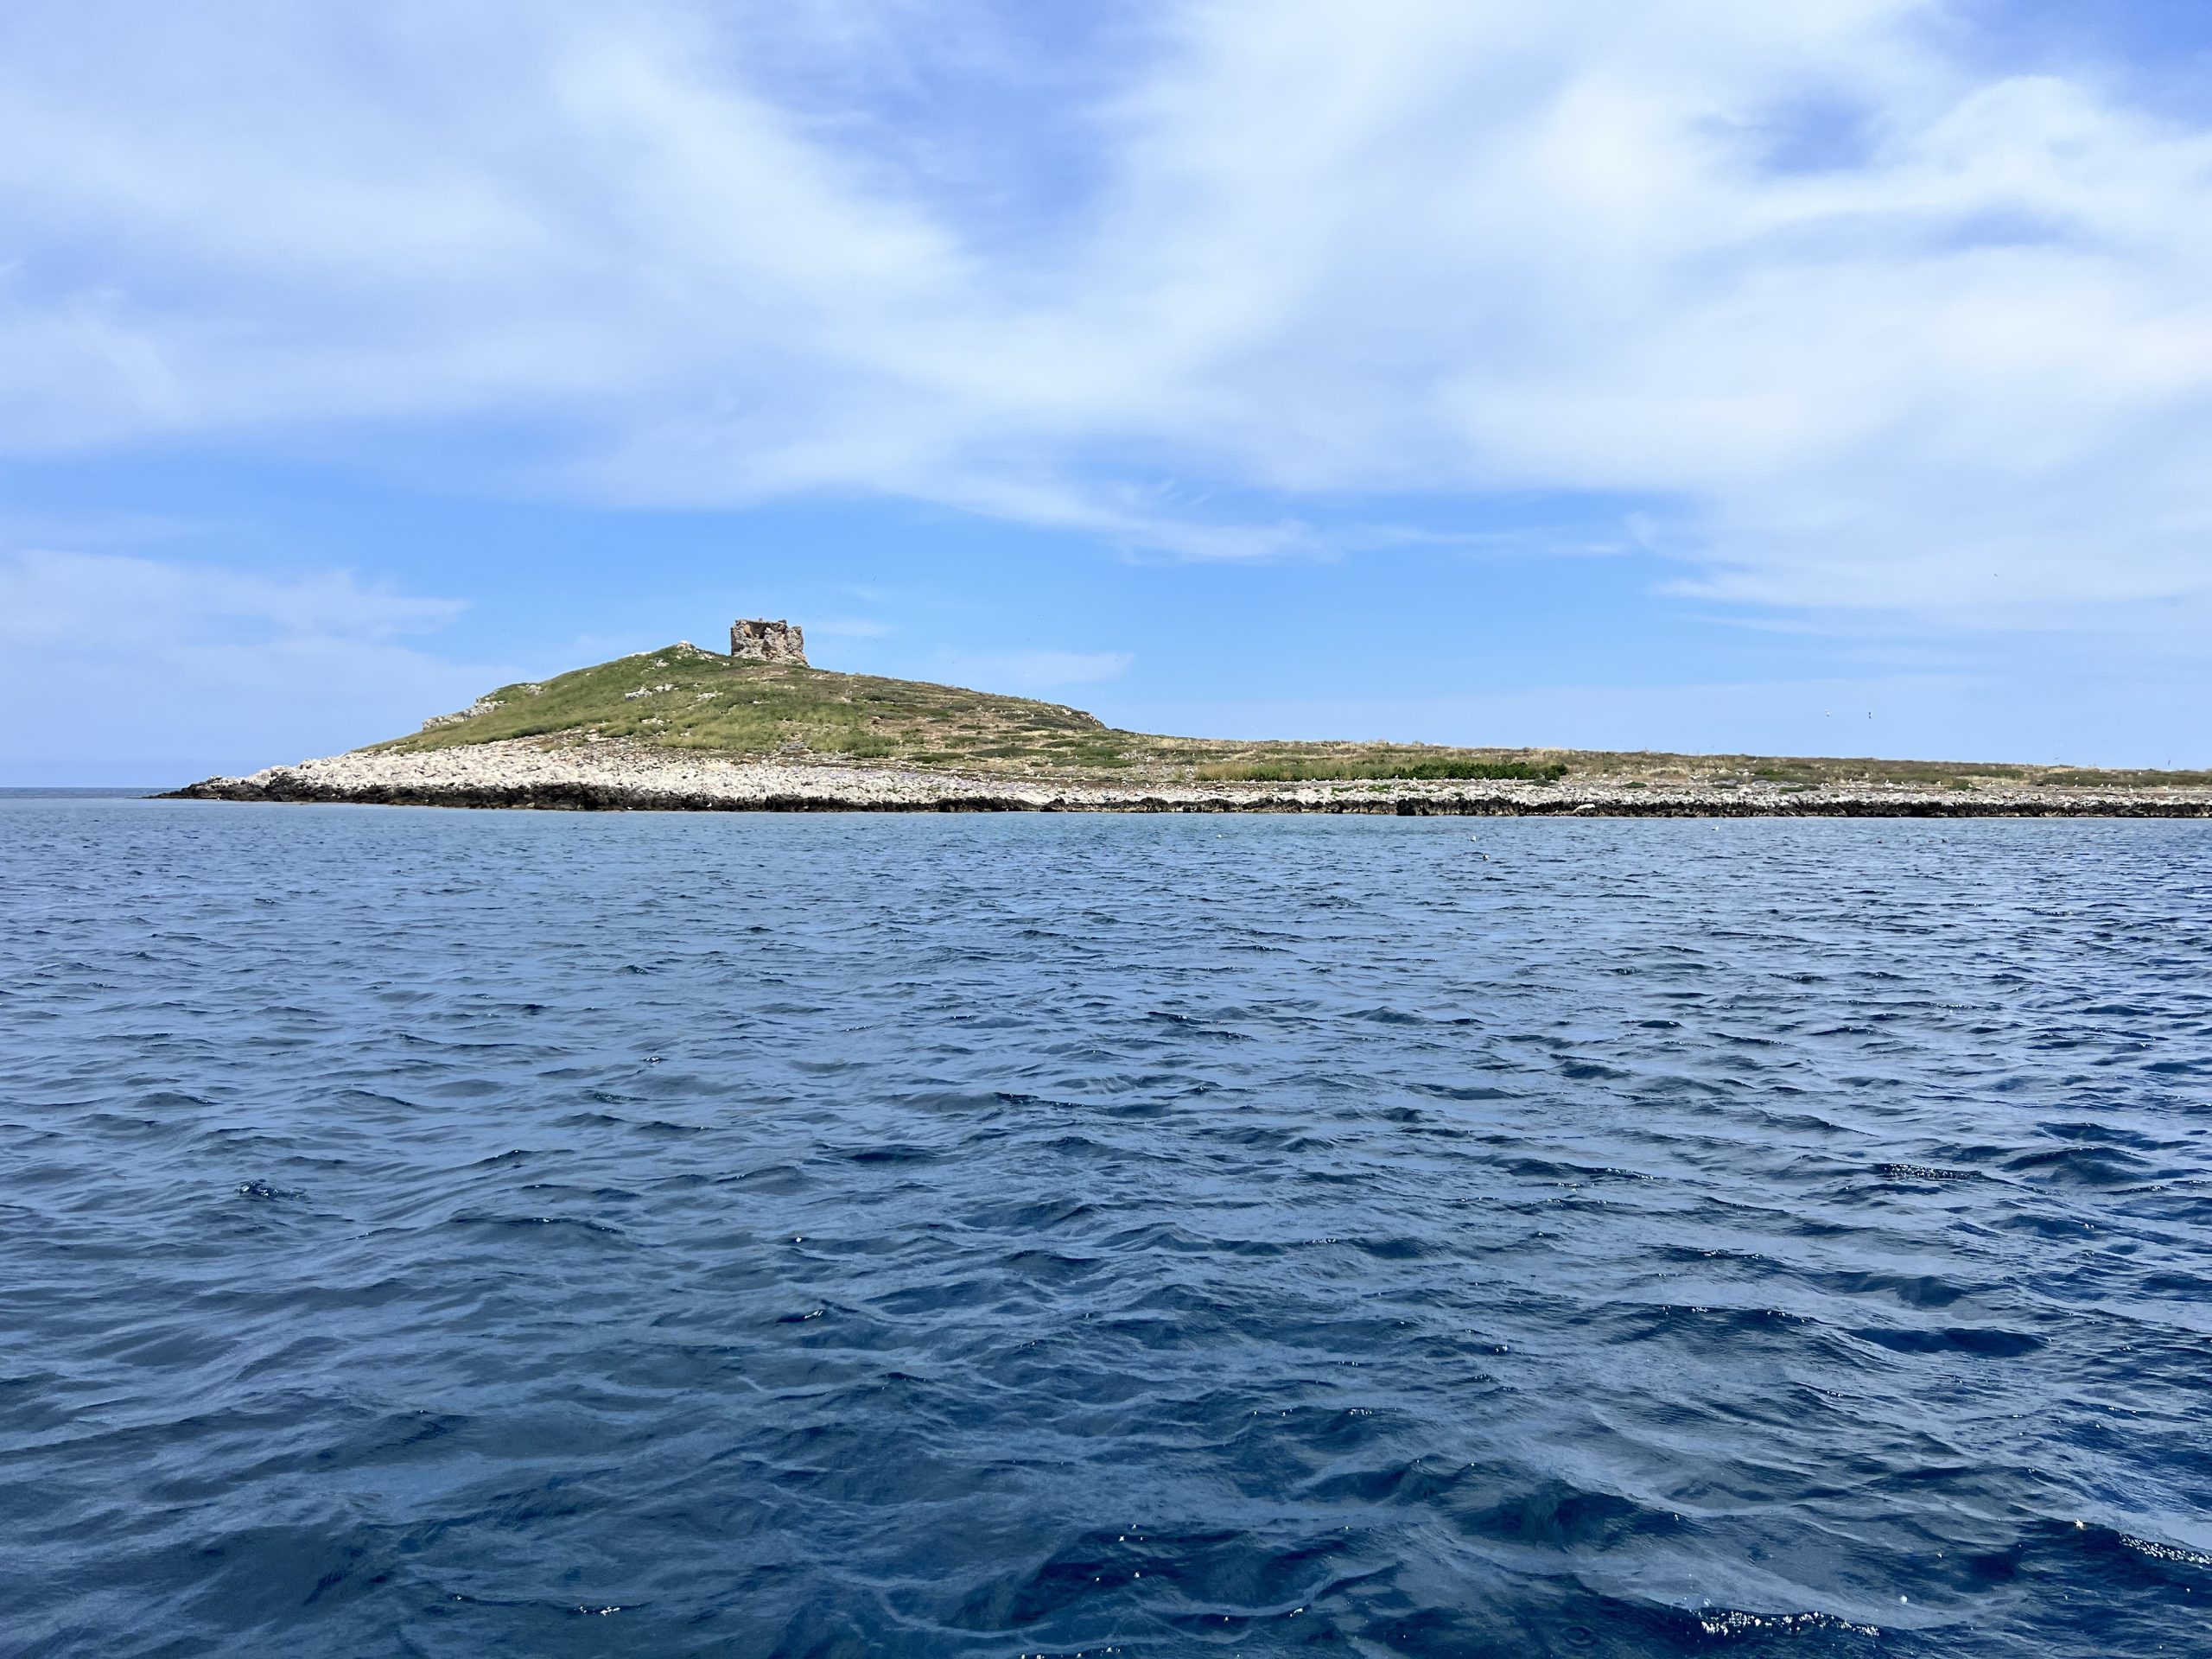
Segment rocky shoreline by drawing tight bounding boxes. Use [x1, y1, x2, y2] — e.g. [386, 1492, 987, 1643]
[166, 738, 2212, 817]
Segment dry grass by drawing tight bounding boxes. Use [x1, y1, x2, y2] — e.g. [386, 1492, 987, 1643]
[385, 645, 1129, 772]
[380, 644, 2212, 791]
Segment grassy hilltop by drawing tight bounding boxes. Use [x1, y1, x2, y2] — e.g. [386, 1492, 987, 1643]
[381, 642, 2209, 791]
[384, 643, 1563, 782]
[394, 644, 1129, 770]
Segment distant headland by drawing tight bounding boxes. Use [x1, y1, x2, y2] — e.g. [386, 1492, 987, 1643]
[168, 618, 2212, 817]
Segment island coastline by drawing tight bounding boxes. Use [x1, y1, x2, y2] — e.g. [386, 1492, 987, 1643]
[167, 737, 2212, 818]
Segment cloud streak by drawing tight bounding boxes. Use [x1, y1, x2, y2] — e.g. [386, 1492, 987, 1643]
[0, 549, 496, 776]
[3, 2, 2209, 618]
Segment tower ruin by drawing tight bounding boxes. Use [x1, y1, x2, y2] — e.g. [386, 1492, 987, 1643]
[729, 618, 807, 665]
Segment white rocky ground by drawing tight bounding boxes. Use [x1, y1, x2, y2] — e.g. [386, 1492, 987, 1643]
[171, 737, 2212, 817]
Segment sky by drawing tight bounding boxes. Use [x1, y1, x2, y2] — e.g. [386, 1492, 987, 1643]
[4, 0, 2211, 784]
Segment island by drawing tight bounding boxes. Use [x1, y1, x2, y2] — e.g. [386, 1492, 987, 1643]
[168, 618, 2212, 817]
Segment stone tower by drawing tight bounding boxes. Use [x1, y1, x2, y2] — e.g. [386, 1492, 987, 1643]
[729, 618, 807, 665]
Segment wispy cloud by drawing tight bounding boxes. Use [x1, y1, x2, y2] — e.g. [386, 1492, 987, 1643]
[0, 550, 498, 775]
[2, 3, 2209, 617]
[0, 550, 465, 645]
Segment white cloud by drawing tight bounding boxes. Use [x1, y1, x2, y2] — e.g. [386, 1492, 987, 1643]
[0, 549, 465, 645]
[2, 2, 2210, 619]
[0, 550, 499, 778]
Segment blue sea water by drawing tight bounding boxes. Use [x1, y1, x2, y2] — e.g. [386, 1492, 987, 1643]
[3, 797, 2209, 1657]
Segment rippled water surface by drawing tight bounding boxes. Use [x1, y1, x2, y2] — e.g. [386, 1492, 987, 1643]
[4, 798, 2211, 1657]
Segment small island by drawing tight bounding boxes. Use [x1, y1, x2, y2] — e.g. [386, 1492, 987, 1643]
[169, 618, 2212, 817]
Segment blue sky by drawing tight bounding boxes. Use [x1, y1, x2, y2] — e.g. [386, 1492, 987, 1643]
[4, 2, 2211, 783]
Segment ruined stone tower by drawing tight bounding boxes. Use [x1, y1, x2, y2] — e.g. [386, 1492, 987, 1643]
[729, 618, 807, 665]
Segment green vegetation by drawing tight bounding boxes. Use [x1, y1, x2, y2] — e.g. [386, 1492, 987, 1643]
[383, 644, 1570, 782]
[388, 645, 1128, 772]
[2039, 767, 2212, 788]
[1192, 755, 1566, 783]
[376, 642, 2210, 792]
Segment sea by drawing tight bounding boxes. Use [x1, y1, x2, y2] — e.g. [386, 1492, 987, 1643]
[3, 794, 2209, 1657]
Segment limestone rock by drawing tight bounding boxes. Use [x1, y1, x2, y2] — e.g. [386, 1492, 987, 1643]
[165, 737, 2212, 818]
[419, 696, 507, 731]
[730, 618, 807, 664]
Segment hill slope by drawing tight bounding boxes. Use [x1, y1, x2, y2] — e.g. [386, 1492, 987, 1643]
[378, 642, 2207, 792]
[392, 643, 1128, 770]
[386, 643, 1573, 782]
